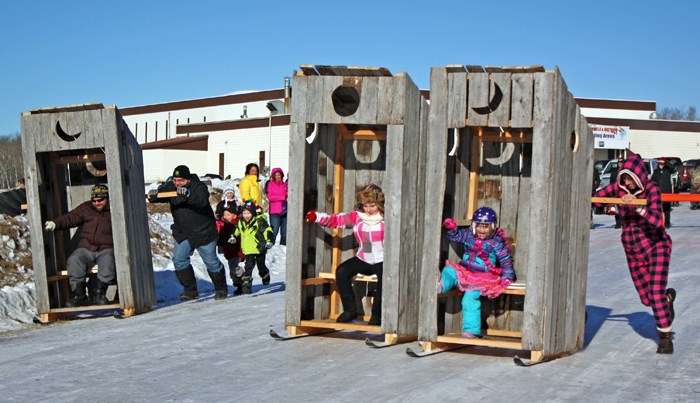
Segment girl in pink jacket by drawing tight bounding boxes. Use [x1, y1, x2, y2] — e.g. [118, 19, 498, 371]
[306, 184, 385, 326]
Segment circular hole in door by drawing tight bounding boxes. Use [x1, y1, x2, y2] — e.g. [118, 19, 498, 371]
[332, 85, 360, 117]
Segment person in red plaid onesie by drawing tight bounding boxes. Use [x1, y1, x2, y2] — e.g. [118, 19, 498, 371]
[594, 153, 676, 354]
[306, 184, 385, 326]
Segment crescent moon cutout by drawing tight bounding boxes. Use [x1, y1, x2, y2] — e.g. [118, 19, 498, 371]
[448, 128, 460, 156]
[55, 121, 81, 142]
[305, 123, 317, 144]
[472, 83, 503, 115]
[485, 142, 515, 166]
[86, 161, 108, 177]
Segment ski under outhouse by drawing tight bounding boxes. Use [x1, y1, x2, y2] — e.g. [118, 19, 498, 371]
[21, 103, 155, 322]
[282, 65, 428, 345]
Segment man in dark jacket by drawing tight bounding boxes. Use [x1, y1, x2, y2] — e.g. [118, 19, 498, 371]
[44, 184, 115, 307]
[651, 158, 673, 228]
[609, 156, 624, 228]
[148, 165, 227, 300]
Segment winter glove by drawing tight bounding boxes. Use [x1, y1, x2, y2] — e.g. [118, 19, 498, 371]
[176, 187, 190, 198]
[265, 242, 273, 249]
[44, 221, 56, 231]
[443, 218, 457, 230]
[606, 206, 617, 216]
[306, 210, 317, 223]
[147, 188, 159, 201]
[501, 278, 513, 288]
[227, 236, 237, 244]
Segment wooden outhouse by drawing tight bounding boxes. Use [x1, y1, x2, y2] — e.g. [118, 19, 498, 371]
[415, 65, 594, 363]
[282, 65, 428, 345]
[21, 103, 155, 321]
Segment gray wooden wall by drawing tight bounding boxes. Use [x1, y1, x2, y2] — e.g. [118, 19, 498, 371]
[21, 104, 155, 315]
[419, 65, 593, 357]
[285, 67, 427, 336]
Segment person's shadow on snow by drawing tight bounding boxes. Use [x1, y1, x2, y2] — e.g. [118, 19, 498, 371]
[585, 305, 657, 346]
[606, 311, 658, 341]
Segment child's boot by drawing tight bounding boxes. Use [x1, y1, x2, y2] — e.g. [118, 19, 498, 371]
[241, 276, 253, 295]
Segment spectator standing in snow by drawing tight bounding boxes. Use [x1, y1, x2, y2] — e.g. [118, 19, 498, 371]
[215, 187, 238, 219]
[306, 184, 385, 326]
[594, 154, 676, 354]
[216, 203, 245, 287]
[239, 163, 263, 208]
[43, 184, 115, 307]
[608, 155, 624, 228]
[265, 167, 288, 245]
[439, 207, 515, 338]
[591, 167, 601, 229]
[231, 200, 273, 294]
[148, 165, 228, 300]
[650, 158, 673, 228]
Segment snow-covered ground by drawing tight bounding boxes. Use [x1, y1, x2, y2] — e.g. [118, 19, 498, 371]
[1, 202, 699, 401]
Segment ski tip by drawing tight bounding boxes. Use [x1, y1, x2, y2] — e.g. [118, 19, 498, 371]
[513, 355, 536, 367]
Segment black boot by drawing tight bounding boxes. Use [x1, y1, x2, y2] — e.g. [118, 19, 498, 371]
[336, 291, 358, 323]
[208, 269, 228, 300]
[368, 288, 382, 326]
[241, 276, 253, 295]
[66, 282, 88, 308]
[175, 266, 199, 300]
[667, 288, 676, 325]
[657, 330, 674, 354]
[92, 280, 111, 305]
[261, 272, 270, 285]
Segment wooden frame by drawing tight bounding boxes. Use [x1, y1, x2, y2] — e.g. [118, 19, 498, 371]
[283, 65, 428, 345]
[417, 65, 594, 363]
[21, 103, 155, 322]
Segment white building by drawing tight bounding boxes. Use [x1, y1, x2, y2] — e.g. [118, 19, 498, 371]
[120, 78, 700, 184]
[121, 80, 291, 183]
[577, 98, 700, 161]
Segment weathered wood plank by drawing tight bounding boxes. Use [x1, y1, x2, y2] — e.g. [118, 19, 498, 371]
[446, 72, 467, 128]
[487, 73, 512, 127]
[285, 122, 307, 325]
[467, 73, 489, 126]
[511, 73, 534, 128]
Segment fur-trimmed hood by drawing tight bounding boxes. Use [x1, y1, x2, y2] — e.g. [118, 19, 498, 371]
[617, 154, 648, 197]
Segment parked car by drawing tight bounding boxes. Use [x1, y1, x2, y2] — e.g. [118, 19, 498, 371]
[655, 157, 683, 192]
[594, 159, 608, 175]
[680, 159, 700, 191]
[598, 158, 658, 191]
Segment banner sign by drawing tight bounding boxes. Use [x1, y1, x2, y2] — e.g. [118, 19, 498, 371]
[590, 125, 629, 149]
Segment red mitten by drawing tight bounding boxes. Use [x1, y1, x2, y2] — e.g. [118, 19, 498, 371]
[306, 210, 317, 222]
[443, 218, 457, 230]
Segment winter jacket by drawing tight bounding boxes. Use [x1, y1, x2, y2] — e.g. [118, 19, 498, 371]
[651, 168, 673, 194]
[52, 200, 113, 252]
[154, 174, 218, 248]
[234, 214, 272, 255]
[239, 174, 263, 206]
[216, 218, 243, 260]
[595, 154, 671, 248]
[265, 168, 288, 215]
[445, 227, 515, 280]
[215, 198, 239, 219]
[314, 210, 384, 264]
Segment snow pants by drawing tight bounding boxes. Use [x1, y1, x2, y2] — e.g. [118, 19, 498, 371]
[66, 247, 115, 291]
[440, 265, 481, 335]
[336, 257, 383, 320]
[623, 236, 673, 329]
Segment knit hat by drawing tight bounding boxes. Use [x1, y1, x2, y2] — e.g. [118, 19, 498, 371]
[240, 200, 258, 217]
[91, 184, 109, 199]
[172, 165, 190, 179]
[223, 187, 236, 199]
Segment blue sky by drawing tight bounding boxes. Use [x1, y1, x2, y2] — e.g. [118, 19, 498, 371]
[2, 0, 699, 135]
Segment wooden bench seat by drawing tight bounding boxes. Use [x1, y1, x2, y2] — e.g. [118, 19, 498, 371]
[47, 266, 99, 282]
[438, 281, 526, 296]
[301, 272, 378, 285]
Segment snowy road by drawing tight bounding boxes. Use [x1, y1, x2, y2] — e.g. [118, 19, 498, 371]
[2, 208, 700, 402]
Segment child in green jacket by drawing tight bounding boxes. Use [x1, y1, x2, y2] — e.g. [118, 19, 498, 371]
[231, 200, 273, 294]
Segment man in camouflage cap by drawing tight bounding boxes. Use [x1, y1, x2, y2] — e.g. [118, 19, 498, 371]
[44, 184, 116, 307]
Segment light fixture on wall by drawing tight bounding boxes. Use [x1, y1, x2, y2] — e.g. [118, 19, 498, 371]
[240, 105, 248, 119]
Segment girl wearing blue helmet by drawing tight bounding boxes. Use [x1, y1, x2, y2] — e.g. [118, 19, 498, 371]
[440, 206, 516, 338]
